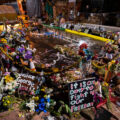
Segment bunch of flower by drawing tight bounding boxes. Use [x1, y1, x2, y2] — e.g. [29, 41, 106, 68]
[36, 98, 47, 113]
[0, 38, 7, 44]
[2, 73, 18, 93]
[2, 95, 15, 109]
[35, 96, 53, 113]
[4, 80, 17, 93]
[4, 75, 14, 83]
[102, 82, 111, 109]
[35, 87, 55, 113]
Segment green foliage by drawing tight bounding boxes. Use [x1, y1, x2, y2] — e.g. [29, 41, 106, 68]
[2, 95, 15, 109]
[50, 99, 56, 106]
[52, 111, 61, 117]
[47, 99, 56, 113]
[58, 106, 62, 113]
[0, 77, 4, 94]
[110, 63, 116, 72]
[19, 100, 28, 111]
[102, 86, 111, 109]
[65, 104, 69, 113]
[57, 101, 72, 117]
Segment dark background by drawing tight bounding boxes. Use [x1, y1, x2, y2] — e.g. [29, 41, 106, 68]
[81, 0, 120, 12]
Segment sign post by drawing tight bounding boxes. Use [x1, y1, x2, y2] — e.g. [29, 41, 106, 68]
[68, 78, 95, 112]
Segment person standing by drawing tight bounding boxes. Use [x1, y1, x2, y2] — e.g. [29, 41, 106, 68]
[85, 5, 90, 19]
[22, 0, 27, 15]
[26, 0, 42, 18]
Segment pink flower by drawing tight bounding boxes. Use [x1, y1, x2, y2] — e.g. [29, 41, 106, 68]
[4, 72, 10, 75]
[45, 64, 51, 68]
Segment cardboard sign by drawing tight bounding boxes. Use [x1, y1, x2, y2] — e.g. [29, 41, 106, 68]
[68, 78, 95, 112]
[17, 73, 39, 91]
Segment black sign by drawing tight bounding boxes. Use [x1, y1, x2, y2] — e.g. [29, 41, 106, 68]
[68, 78, 95, 112]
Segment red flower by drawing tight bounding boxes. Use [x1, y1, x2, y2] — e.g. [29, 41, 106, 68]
[115, 60, 118, 64]
[11, 48, 15, 52]
[50, 75, 56, 80]
[79, 43, 88, 50]
[5, 45, 10, 49]
[92, 54, 98, 60]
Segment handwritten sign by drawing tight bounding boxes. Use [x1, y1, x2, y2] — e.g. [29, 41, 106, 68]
[68, 78, 95, 112]
[17, 73, 39, 91]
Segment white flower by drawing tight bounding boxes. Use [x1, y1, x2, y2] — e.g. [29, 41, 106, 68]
[46, 102, 50, 108]
[26, 100, 37, 112]
[4, 81, 17, 91]
[47, 116, 56, 120]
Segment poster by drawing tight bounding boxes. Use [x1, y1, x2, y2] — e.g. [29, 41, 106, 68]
[68, 78, 95, 112]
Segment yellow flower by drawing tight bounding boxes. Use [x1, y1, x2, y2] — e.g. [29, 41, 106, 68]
[7, 96, 10, 98]
[41, 64, 45, 68]
[4, 103, 7, 106]
[7, 100, 10, 104]
[18, 113, 22, 117]
[103, 82, 109, 87]
[41, 89, 45, 92]
[1, 38, 7, 43]
[5, 75, 14, 83]
[34, 96, 39, 101]
[4, 75, 9, 79]
[44, 95, 47, 98]
[111, 60, 115, 64]
[52, 68, 59, 72]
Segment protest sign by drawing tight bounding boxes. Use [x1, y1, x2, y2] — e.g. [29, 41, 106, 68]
[68, 78, 95, 112]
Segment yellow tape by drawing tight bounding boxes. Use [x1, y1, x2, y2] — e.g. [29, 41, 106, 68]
[92, 61, 106, 69]
[0, 47, 13, 61]
[65, 29, 114, 43]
